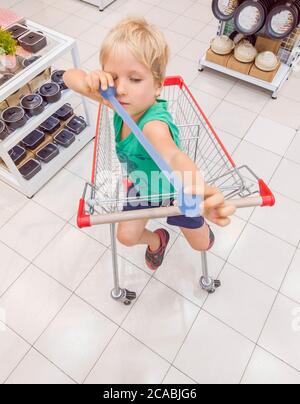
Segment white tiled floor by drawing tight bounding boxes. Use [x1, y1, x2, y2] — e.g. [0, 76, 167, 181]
[1, 0, 300, 384]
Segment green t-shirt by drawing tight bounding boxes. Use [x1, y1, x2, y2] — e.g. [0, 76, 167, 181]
[114, 99, 181, 202]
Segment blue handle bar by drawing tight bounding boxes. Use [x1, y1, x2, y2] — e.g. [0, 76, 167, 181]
[100, 86, 201, 217]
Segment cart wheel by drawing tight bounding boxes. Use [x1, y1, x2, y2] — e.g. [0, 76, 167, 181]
[111, 288, 137, 305]
[124, 290, 137, 305]
[199, 276, 221, 294]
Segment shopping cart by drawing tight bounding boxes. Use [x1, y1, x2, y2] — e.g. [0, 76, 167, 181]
[77, 76, 275, 305]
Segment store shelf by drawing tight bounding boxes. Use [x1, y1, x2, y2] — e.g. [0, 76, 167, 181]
[200, 56, 291, 94]
[0, 21, 75, 103]
[2, 90, 74, 151]
[0, 126, 93, 197]
[200, 20, 300, 98]
[0, 19, 92, 197]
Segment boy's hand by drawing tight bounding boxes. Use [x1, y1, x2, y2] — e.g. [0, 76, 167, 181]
[84, 70, 115, 107]
[174, 185, 236, 227]
[202, 186, 236, 227]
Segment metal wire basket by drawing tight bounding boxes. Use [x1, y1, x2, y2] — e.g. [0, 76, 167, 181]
[78, 76, 274, 227]
[77, 76, 274, 304]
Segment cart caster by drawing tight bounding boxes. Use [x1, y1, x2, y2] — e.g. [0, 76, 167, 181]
[111, 288, 137, 305]
[199, 276, 221, 294]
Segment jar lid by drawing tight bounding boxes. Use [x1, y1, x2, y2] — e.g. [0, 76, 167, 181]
[51, 70, 65, 83]
[265, 1, 299, 39]
[21, 94, 43, 109]
[39, 82, 60, 97]
[234, 0, 268, 35]
[0, 73, 14, 86]
[22, 55, 41, 68]
[211, 35, 235, 55]
[234, 40, 258, 62]
[212, 0, 241, 21]
[2, 107, 25, 123]
[255, 51, 280, 71]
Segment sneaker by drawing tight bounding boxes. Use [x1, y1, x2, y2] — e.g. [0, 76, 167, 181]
[145, 228, 170, 271]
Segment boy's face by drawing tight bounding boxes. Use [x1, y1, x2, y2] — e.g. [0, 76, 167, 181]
[103, 44, 162, 121]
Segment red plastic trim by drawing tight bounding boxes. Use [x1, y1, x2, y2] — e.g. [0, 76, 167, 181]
[163, 76, 184, 88]
[259, 179, 276, 207]
[77, 199, 91, 228]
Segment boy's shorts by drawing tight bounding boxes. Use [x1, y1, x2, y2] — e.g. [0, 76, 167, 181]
[122, 186, 205, 230]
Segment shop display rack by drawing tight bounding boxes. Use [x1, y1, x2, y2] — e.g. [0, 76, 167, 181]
[199, 20, 300, 99]
[0, 20, 94, 197]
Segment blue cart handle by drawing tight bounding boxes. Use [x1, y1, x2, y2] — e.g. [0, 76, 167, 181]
[100, 86, 201, 217]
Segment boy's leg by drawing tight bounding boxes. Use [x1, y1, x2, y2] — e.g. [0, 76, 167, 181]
[117, 219, 160, 250]
[180, 222, 214, 251]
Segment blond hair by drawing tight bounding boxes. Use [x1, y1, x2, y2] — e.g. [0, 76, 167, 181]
[100, 17, 169, 85]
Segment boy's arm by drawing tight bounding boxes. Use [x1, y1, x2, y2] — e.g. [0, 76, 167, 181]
[143, 120, 236, 226]
[63, 69, 114, 104]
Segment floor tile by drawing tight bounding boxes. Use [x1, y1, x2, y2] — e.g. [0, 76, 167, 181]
[178, 39, 208, 63]
[0, 201, 65, 262]
[207, 216, 247, 261]
[233, 141, 281, 183]
[34, 224, 106, 291]
[174, 310, 254, 384]
[242, 346, 300, 384]
[163, 29, 191, 55]
[85, 328, 169, 384]
[0, 326, 29, 384]
[281, 249, 300, 304]
[163, 367, 196, 384]
[123, 278, 199, 362]
[0, 242, 29, 297]
[244, 117, 296, 156]
[155, 236, 225, 306]
[225, 82, 269, 114]
[285, 130, 300, 165]
[0, 265, 71, 344]
[210, 102, 257, 139]
[281, 77, 300, 103]
[33, 169, 85, 221]
[192, 70, 236, 99]
[6, 349, 75, 384]
[167, 55, 200, 86]
[70, 214, 112, 247]
[189, 86, 221, 117]
[259, 293, 300, 371]
[168, 15, 206, 38]
[261, 97, 300, 130]
[204, 263, 276, 341]
[35, 295, 117, 383]
[184, 3, 214, 23]
[250, 192, 300, 247]
[0, 182, 28, 228]
[228, 224, 295, 290]
[76, 249, 151, 325]
[270, 159, 300, 203]
[145, 6, 178, 28]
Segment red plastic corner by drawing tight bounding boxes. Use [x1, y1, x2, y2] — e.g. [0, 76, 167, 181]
[259, 179, 276, 207]
[77, 199, 91, 228]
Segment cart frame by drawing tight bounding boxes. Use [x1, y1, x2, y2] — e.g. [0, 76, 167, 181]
[77, 76, 275, 305]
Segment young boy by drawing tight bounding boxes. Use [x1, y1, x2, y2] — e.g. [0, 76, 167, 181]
[64, 17, 236, 271]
